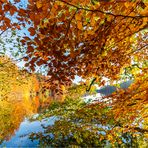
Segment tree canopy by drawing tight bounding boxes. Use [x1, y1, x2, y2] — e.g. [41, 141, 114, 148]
[1, 0, 147, 83]
[0, 0, 148, 146]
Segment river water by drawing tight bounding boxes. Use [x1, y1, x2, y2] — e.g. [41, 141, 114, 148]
[0, 95, 54, 147]
[1, 116, 56, 147]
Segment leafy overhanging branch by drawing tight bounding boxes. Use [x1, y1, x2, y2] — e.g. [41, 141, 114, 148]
[59, 0, 148, 18]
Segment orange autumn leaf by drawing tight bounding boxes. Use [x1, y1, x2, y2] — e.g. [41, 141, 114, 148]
[36, 0, 42, 9]
[28, 27, 36, 36]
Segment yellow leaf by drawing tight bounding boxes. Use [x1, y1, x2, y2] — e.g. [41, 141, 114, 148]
[75, 13, 81, 21]
[36, 1, 42, 9]
[102, 50, 107, 56]
[90, 14, 96, 26]
[77, 21, 83, 30]
[124, 2, 130, 8]
[94, 2, 100, 9]
[107, 16, 112, 22]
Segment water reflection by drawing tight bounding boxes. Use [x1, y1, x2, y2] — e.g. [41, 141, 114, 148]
[0, 92, 51, 146]
[0, 56, 54, 146]
[1, 117, 56, 147]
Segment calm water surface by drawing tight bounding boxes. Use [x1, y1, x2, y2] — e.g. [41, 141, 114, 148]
[1, 117, 56, 147]
[0, 95, 54, 147]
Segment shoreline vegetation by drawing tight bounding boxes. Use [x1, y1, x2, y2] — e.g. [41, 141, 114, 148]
[0, 55, 148, 147]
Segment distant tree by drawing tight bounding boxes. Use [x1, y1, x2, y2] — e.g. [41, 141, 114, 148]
[96, 80, 133, 96]
[0, 56, 39, 100]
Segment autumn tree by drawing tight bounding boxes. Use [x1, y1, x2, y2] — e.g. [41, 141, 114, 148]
[1, 0, 147, 83]
[0, 57, 42, 143]
[0, 56, 19, 98]
[0, 55, 41, 100]
[0, 0, 148, 146]
[20, 0, 148, 84]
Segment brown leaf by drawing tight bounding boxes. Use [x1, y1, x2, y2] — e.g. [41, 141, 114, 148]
[27, 46, 34, 53]
[28, 27, 36, 36]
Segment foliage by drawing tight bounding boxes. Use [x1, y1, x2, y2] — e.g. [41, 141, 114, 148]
[0, 56, 40, 99]
[0, 0, 147, 85]
[29, 96, 147, 147]
[0, 96, 42, 144]
[0, 0, 148, 146]
[0, 56, 42, 143]
[0, 56, 18, 98]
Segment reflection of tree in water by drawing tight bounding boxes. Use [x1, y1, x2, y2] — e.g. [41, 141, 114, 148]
[0, 56, 42, 143]
[0, 56, 59, 144]
[0, 94, 56, 144]
[0, 96, 41, 144]
[0, 100, 25, 143]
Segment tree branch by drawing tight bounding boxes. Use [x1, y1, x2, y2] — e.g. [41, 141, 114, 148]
[86, 77, 96, 92]
[0, 27, 9, 36]
[59, 0, 148, 19]
[126, 44, 148, 55]
[64, 9, 78, 40]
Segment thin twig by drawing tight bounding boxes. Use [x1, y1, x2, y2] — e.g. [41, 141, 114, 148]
[0, 27, 9, 36]
[86, 77, 96, 92]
